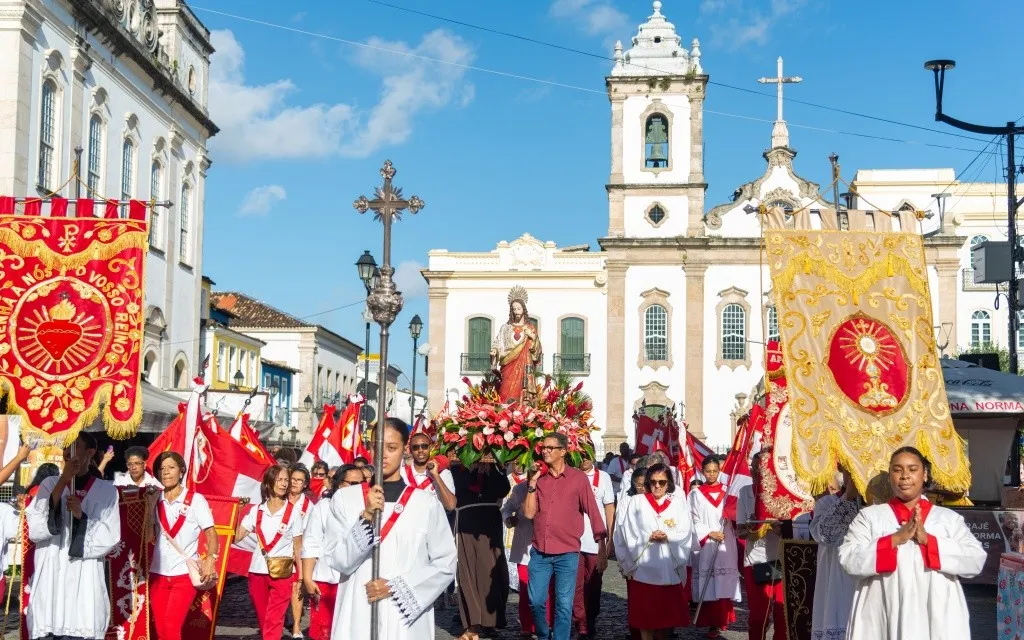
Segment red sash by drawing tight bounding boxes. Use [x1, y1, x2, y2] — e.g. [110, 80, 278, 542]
[699, 483, 725, 508]
[591, 470, 600, 488]
[511, 472, 525, 485]
[294, 495, 312, 517]
[158, 489, 195, 539]
[645, 492, 671, 515]
[73, 476, 96, 499]
[380, 486, 416, 542]
[404, 465, 433, 490]
[255, 500, 295, 554]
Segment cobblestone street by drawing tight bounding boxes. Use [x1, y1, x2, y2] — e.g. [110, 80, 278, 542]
[209, 563, 999, 640]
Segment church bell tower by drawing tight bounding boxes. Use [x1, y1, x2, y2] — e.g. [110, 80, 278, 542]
[606, 1, 708, 238]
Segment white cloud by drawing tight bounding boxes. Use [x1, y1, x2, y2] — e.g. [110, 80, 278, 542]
[208, 29, 474, 162]
[393, 260, 427, 299]
[705, 0, 807, 49]
[239, 185, 287, 216]
[550, 0, 629, 37]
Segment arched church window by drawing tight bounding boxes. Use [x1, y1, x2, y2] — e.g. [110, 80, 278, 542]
[644, 114, 669, 169]
[970, 310, 990, 348]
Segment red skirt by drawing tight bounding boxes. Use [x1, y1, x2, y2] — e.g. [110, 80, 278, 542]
[626, 579, 691, 629]
[694, 598, 736, 628]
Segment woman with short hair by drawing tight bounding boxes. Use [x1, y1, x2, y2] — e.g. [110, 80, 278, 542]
[688, 456, 740, 638]
[108, 445, 161, 488]
[839, 447, 985, 640]
[149, 451, 218, 640]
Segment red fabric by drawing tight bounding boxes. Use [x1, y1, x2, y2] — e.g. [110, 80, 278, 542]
[76, 197, 94, 218]
[517, 563, 554, 634]
[128, 199, 146, 221]
[309, 581, 339, 640]
[573, 551, 603, 634]
[248, 573, 293, 640]
[827, 316, 908, 412]
[742, 565, 785, 640]
[626, 579, 690, 629]
[694, 598, 735, 629]
[530, 466, 607, 555]
[875, 535, 898, 574]
[23, 197, 41, 215]
[924, 534, 941, 570]
[104, 198, 119, 218]
[497, 326, 537, 403]
[49, 196, 68, 216]
[634, 414, 671, 456]
[699, 483, 726, 508]
[0, 196, 14, 214]
[887, 498, 938, 568]
[150, 573, 197, 640]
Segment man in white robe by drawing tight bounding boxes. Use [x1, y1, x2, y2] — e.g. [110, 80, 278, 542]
[26, 433, 121, 640]
[326, 480, 457, 639]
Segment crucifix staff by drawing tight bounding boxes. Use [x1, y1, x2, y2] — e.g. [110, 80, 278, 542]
[353, 160, 424, 640]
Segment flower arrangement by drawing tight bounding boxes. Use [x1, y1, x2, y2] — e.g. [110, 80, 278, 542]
[434, 371, 597, 468]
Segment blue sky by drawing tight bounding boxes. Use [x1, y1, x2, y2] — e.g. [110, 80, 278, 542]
[194, 0, 1022, 387]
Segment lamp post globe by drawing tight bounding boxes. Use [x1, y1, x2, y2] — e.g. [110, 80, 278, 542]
[356, 251, 377, 292]
[409, 314, 423, 340]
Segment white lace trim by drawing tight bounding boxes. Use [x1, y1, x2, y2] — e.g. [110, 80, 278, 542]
[811, 627, 847, 639]
[388, 575, 422, 625]
[353, 519, 378, 554]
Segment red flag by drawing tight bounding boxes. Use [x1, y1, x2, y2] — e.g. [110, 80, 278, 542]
[722, 404, 765, 521]
[75, 197, 94, 218]
[147, 403, 189, 472]
[49, 196, 68, 216]
[230, 413, 273, 464]
[128, 199, 146, 221]
[0, 196, 14, 214]
[23, 197, 41, 216]
[634, 413, 671, 455]
[104, 198, 119, 218]
[299, 404, 339, 468]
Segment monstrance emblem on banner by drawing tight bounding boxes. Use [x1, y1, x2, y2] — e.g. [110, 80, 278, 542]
[825, 313, 909, 416]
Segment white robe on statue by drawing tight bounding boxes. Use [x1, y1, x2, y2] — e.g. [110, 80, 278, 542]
[26, 475, 121, 640]
[838, 499, 985, 640]
[687, 484, 741, 603]
[326, 482, 457, 640]
[809, 494, 859, 640]
[618, 493, 693, 585]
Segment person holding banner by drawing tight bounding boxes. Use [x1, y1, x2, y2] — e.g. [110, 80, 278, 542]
[236, 465, 305, 640]
[688, 456, 740, 638]
[839, 447, 985, 640]
[26, 432, 121, 640]
[809, 468, 859, 640]
[148, 451, 218, 640]
[326, 417, 457, 640]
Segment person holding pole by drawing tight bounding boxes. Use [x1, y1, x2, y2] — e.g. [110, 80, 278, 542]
[688, 456, 740, 638]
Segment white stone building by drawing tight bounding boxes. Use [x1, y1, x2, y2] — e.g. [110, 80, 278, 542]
[423, 2, 985, 449]
[209, 292, 364, 440]
[0, 0, 217, 395]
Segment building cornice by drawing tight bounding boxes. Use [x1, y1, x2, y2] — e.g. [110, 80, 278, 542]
[606, 182, 707, 191]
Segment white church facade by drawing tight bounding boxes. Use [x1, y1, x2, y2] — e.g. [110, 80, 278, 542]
[423, 2, 1012, 449]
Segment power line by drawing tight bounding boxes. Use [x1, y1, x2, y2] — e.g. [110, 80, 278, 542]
[189, 5, 998, 158]
[362, 0, 990, 145]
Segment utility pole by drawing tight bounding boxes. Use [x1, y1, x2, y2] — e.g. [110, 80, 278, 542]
[924, 60, 1024, 373]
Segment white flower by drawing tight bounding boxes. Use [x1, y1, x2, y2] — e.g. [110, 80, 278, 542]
[534, 427, 544, 438]
[499, 419, 509, 429]
[504, 432, 514, 443]
[483, 426, 495, 436]
[458, 428, 468, 437]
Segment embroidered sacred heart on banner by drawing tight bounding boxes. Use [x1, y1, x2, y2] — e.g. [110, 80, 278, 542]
[17, 290, 107, 375]
[825, 314, 909, 416]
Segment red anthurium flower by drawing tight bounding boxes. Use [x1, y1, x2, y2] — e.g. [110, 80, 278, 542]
[472, 433, 485, 451]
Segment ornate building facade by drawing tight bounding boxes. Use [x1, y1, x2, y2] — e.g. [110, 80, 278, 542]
[423, 2, 1007, 449]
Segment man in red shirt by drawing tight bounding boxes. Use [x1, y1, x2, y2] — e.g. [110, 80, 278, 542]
[523, 433, 607, 640]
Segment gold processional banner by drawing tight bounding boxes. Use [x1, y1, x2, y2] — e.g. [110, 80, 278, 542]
[765, 230, 971, 496]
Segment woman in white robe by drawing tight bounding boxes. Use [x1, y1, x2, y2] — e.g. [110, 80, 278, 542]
[327, 418, 457, 640]
[687, 457, 740, 637]
[619, 463, 693, 639]
[809, 470, 859, 640]
[839, 446, 985, 640]
[26, 433, 121, 640]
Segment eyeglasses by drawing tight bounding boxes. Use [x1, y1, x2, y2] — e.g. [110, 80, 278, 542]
[541, 445, 564, 452]
[649, 480, 669, 488]
[312, 471, 327, 478]
[410, 444, 431, 452]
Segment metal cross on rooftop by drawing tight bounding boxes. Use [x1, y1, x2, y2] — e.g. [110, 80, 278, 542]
[758, 56, 802, 123]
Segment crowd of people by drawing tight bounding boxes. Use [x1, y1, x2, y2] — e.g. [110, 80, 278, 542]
[6, 418, 991, 640]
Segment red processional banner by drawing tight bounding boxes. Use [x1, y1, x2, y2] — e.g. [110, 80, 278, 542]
[755, 341, 814, 521]
[182, 495, 244, 640]
[0, 201, 148, 444]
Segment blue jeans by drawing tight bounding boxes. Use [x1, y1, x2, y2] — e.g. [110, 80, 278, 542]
[528, 550, 579, 640]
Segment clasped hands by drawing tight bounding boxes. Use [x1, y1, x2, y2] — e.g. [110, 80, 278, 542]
[892, 504, 930, 547]
[648, 530, 668, 543]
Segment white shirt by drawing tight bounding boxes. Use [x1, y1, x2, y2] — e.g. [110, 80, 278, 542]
[301, 499, 341, 584]
[404, 464, 455, 503]
[618, 493, 693, 585]
[0, 503, 18, 569]
[291, 494, 314, 534]
[580, 468, 614, 554]
[151, 490, 215, 577]
[736, 485, 779, 566]
[501, 482, 534, 564]
[113, 471, 161, 489]
[240, 501, 304, 575]
[606, 456, 629, 492]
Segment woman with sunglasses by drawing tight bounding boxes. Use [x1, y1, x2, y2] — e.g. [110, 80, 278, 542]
[286, 464, 313, 639]
[301, 464, 364, 640]
[839, 447, 985, 640]
[309, 461, 330, 498]
[148, 451, 218, 640]
[236, 465, 304, 640]
[619, 463, 694, 640]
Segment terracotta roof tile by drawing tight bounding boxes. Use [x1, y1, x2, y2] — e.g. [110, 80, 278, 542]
[210, 292, 315, 329]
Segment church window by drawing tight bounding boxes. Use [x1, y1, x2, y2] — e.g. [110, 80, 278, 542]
[644, 305, 668, 362]
[38, 80, 58, 190]
[1017, 311, 1024, 351]
[645, 202, 667, 227]
[87, 115, 104, 197]
[120, 138, 135, 217]
[722, 304, 746, 361]
[970, 310, 990, 348]
[767, 305, 780, 342]
[558, 316, 587, 374]
[179, 182, 192, 263]
[217, 343, 226, 382]
[644, 114, 669, 169]
[465, 317, 492, 373]
[969, 234, 989, 248]
[150, 160, 163, 247]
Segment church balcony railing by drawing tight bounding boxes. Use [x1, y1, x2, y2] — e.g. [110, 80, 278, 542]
[461, 353, 492, 375]
[553, 353, 591, 376]
[962, 268, 997, 292]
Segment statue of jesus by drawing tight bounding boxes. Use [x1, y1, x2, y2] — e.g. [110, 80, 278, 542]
[491, 285, 542, 404]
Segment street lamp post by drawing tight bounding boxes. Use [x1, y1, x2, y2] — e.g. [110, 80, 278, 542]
[409, 314, 423, 425]
[356, 251, 380, 427]
[925, 59, 1024, 373]
[353, 160, 424, 640]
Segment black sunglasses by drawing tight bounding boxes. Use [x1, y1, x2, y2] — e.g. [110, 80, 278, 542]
[649, 479, 669, 488]
[410, 444, 431, 452]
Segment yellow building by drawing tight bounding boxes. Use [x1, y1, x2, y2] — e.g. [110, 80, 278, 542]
[203, 293, 265, 391]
